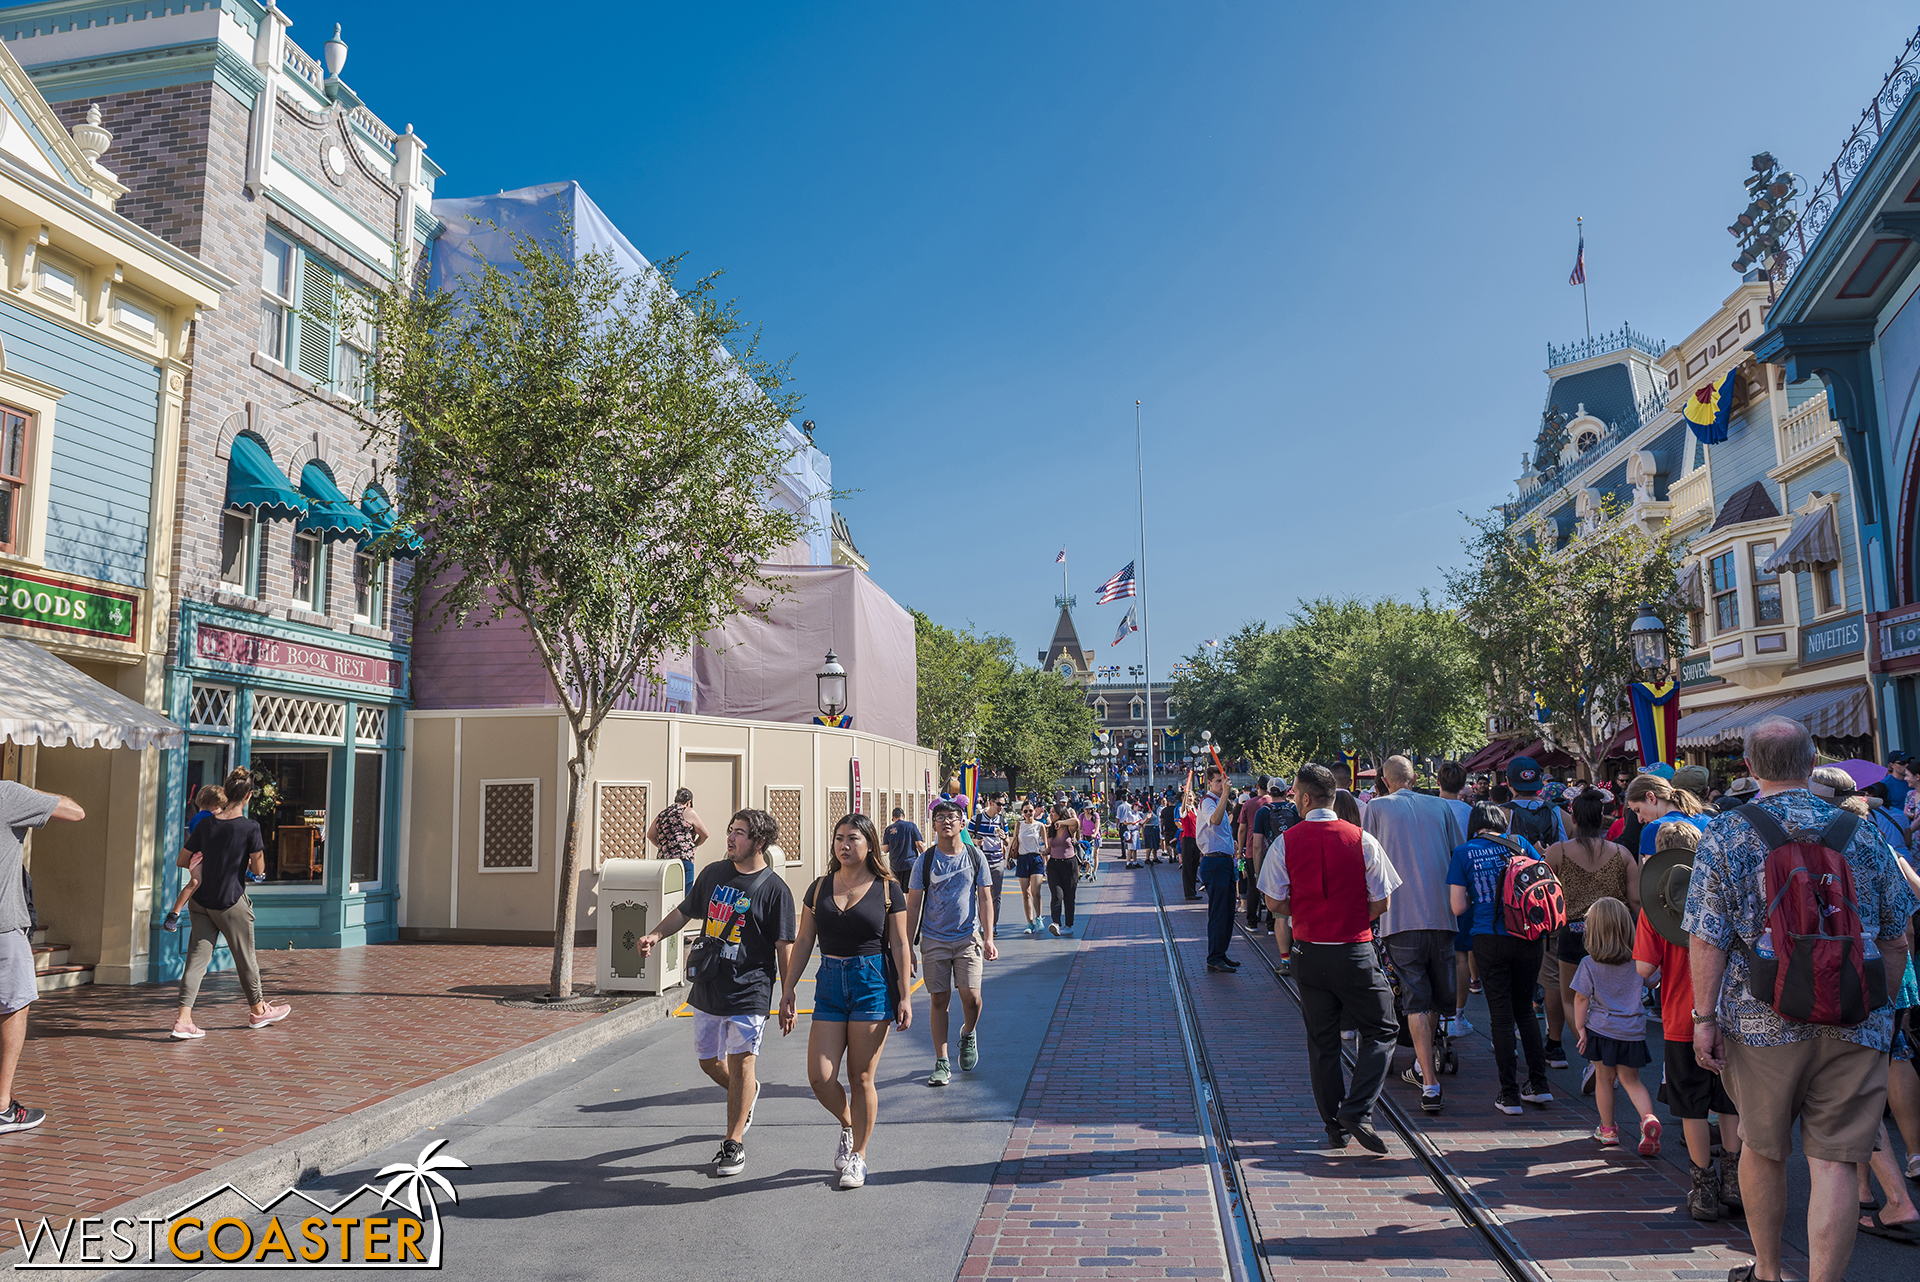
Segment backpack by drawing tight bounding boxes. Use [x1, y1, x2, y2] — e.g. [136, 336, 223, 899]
[1734, 807, 1888, 1027]
[1486, 834, 1568, 941]
[1506, 800, 1559, 848]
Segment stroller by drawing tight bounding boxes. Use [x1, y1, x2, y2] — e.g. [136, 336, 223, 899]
[1376, 934, 1459, 1075]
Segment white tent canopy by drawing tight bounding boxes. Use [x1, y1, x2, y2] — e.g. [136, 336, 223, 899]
[0, 638, 182, 750]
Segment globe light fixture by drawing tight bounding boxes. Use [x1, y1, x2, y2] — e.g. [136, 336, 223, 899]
[816, 650, 848, 718]
[1629, 605, 1669, 675]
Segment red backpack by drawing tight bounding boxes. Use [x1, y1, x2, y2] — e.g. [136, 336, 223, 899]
[1735, 807, 1888, 1026]
[1487, 835, 1568, 941]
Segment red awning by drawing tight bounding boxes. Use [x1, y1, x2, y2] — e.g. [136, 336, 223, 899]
[1508, 739, 1575, 770]
[1599, 725, 1640, 760]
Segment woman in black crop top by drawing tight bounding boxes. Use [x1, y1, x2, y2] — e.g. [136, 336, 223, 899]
[779, 812, 912, 1189]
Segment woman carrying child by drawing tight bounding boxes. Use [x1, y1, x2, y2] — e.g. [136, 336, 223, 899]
[170, 768, 292, 1040]
[163, 784, 225, 932]
[1570, 895, 1659, 1154]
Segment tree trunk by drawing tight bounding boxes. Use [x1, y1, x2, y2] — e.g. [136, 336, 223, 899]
[548, 723, 596, 999]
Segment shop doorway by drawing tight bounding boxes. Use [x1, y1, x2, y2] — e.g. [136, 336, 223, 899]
[251, 750, 331, 884]
[682, 753, 739, 876]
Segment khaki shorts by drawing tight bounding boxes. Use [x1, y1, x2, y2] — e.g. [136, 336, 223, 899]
[1722, 1035, 1888, 1164]
[921, 932, 984, 994]
[1538, 932, 1561, 988]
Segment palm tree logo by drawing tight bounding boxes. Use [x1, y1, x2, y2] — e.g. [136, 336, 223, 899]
[376, 1139, 470, 1261]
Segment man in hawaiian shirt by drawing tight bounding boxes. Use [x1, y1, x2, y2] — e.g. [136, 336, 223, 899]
[1685, 716, 1917, 1282]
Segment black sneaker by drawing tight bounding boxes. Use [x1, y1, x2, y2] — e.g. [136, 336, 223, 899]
[713, 1139, 746, 1176]
[1349, 1122, 1389, 1154]
[1543, 1040, 1569, 1069]
[1520, 1084, 1554, 1105]
[162, 911, 181, 933]
[1494, 1090, 1523, 1116]
[0, 1100, 46, 1134]
[1325, 1127, 1350, 1149]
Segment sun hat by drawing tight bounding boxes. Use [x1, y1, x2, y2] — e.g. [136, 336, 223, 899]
[1507, 756, 1544, 794]
[1726, 776, 1761, 798]
[1641, 824, 1701, 948]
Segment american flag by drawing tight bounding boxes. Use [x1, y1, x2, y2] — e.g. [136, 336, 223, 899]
[1112, 606, 1138, 646]
[1055, 549, 1066, 564]
[1097, 561, 1137, 604]
[1569, 231, 1586, 286]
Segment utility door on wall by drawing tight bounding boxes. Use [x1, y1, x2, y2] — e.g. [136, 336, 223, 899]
[682, 753, 740, 876]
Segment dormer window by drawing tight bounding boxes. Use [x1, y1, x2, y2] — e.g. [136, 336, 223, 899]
[1576, 429, 1599, 453]
[1094, 698, 1109, 722]
[1129, 697, 1144, 721]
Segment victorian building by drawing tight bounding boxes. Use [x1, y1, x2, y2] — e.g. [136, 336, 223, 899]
[4, 0, 439, 976]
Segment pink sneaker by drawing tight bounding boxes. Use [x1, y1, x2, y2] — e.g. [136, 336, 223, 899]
[247, 1003, 291, 1029]
[1638, 1114, 1663, 1157]
[1592, 1125, 1619, 1146]
[169, 1022, 206, 1040]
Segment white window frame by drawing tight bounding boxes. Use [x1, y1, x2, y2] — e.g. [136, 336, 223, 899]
[220, 507, 261, 596]
[290, 531, 329, 614]
[260, 231, 294, 364]
[1129, 697, 1144, 721]
[34, 257, 76, 302]
[352, 551, 387, 625]
[1093, 698, 1109, 722]
[110, 292, 158, 340]
[1816, 564, 1845, 614]
[334, 293, 374, 404]
[478, 777, 542, 874]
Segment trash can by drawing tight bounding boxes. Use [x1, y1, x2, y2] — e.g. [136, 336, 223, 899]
[597, 858, 686, 994]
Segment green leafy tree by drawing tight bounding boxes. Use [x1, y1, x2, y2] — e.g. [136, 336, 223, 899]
[978, 666, 1097, 796]
[359, 222, 807, 998]
[1248, 715, 1307, 782]
[910, 609, 1015, 778]
[1446, 500, 1687, 782]
[1167, 624, 1281, 761]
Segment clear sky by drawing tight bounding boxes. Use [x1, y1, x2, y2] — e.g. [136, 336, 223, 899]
[153, 2, 1920, 671]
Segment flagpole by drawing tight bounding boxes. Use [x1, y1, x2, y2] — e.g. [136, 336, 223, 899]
[1135, 400, 1155, 800]
[1578, 215, 1591, 342]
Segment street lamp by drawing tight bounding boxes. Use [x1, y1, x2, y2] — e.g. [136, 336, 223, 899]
[816, 650, 848, 719]
[1629, 605, 1669, 675]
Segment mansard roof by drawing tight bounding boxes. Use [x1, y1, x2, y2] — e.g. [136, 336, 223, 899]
[1710, 480, 1782, 532]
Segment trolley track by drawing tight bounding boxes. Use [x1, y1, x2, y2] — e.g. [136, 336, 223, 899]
[1145, 858, 1548, 1282]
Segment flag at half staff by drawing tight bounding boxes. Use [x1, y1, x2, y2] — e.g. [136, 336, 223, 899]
[1098, 561, 1137, 604]
[1113, 606, 1138, 646]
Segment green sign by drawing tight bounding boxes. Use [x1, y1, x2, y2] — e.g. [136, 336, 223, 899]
[1888, 614, 1920, 661]
[1800, 613, 1865, 665]
[0, 570, 136, 641]
[1680, 652, 1716, 687]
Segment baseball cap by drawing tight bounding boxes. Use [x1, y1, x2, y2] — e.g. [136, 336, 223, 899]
[1269, 778, 1290, 795]
[1506, 756, 1543, 794]
[1673, 764, 1710, 796]
[1645, 762, 1677, 780]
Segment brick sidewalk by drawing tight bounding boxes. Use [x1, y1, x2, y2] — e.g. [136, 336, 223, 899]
[0, 944, 612, 1231]
[960, 859, 1231, 1281]
[1153, 873, 1800, 1282]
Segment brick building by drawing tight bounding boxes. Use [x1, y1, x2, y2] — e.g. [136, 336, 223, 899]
[4, 1, 441, 973]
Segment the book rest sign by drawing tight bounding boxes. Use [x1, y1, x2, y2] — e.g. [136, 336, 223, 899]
[195, 624, 402, 689]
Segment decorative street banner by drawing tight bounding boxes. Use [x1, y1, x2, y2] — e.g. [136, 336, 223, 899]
[1630, 680, 1681, 766]
[960, 759, 979, 807]
[0, 569, 136, 641]
[195, 623, 402, 689]
[812, 713, 852, 728]
[850, 756, 862, 812]
[1338, 748, 1360, 789]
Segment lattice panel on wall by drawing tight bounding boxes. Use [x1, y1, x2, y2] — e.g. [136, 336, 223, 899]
[481, 780, 538, 869]
[827, 788, 848, 826]
[355, 706, 389, 745]
[766, 787, 802, 864]
[597, 783, 649, 861]
[861, 790, 871, 818]
[189, 685, 235, 733]
[252, 694, 345, 742]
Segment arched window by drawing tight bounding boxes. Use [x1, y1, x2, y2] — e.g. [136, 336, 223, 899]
[1129, 697, 1144, 721]
[1094, 698, 1109, 722]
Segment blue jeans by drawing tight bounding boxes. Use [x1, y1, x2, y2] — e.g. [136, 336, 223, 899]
[813, 954, 891, 1022]
[1199, 855, 1237, 965]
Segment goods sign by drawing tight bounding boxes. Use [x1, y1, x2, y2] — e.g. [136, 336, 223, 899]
[0, 569, 136, 640]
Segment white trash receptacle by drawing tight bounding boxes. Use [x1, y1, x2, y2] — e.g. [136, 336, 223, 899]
[597, 858, 686, 994]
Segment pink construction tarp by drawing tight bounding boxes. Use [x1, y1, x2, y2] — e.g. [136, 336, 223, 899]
[693, 565, 917, 744]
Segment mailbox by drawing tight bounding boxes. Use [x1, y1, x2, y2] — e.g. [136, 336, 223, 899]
[596, 858, 686, 994]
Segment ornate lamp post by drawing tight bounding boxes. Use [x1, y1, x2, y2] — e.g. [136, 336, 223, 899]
[816, 650, 848, 720]
[1630, 605, 1670, 674]
[1627, 604, 1678, 770]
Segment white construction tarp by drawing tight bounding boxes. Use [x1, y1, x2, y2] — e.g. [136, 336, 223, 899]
[0, 637, 182, 750]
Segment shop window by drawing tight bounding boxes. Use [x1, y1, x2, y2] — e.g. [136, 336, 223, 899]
[291, 532, 329, 614]
[0, 407, 30, 554]
[1750, 540, 1782, 623]
[251, 751, 330, 883]
[480, 779, 539, 871]
[1710, 550, 1739, 633]
[252, 694, 345, 741]
[260, 232, 293, 362]
[188, 686, 236, 734]
[220, 508, 261, 595]
[350, 750, 382, 885]
[353, 552, 386, 626]
[184, 741, 231, 823]
[355, 705, 389, 745]
[1817, 565, 1844, 613]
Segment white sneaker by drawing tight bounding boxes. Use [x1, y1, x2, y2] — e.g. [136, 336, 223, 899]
[1448, 1015, 1475, 1037]
[839, 1152, 867, 1189]
[1047, 921, 1062, 937]
[834, 1127, 856, 1173]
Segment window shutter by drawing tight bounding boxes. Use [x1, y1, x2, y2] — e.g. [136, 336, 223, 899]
[297, 258, 335, 384]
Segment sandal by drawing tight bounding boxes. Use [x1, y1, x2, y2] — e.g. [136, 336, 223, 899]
[1859, 1209, 1920, 1244]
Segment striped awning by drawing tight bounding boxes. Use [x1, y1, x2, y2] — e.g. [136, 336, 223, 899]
[1675, 683, 1871, 748]
[1678, 559, 1704, 610]
[1762, 504, 1841, 574]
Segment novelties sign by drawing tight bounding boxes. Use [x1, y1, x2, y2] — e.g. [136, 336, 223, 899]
[195, 624, 402, 689]
[0, 569, 136, 641]
[1800, 612, 1865, 664]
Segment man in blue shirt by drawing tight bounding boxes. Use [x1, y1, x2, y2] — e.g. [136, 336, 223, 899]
[1196, 768, 1240, 971]
[1883, 752, 1911, 811]
[883, 808, 922, 883]
[908, 800, 999, 1085]
[968, 795, 1009, 934]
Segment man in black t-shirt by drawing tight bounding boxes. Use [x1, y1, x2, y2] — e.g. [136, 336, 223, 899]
[639, 807, 795, 1178]
[1247, 779, 1300, 928]
[883, 808, 923, 882]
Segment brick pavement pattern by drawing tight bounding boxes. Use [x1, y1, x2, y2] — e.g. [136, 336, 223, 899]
[961, 860, 1231, 1281]
[0, 944, 601, 1232]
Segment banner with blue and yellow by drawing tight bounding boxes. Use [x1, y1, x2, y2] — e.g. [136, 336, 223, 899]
[1338, 748, 1361, 789]
[1683, 369, 1737, 445]
[1629, 680, 1680, 767]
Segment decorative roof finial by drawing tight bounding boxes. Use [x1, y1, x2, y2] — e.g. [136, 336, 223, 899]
[73, 103, 112, 165]
[323, 23, 348, 81]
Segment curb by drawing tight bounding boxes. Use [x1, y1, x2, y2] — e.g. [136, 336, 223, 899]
[2, 988, 679, 1273]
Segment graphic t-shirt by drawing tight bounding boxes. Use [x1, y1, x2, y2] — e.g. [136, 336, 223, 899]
[1446, 834, 1541, 937]
[677, 861, 796, 1017]
[184, 814, 265, 911]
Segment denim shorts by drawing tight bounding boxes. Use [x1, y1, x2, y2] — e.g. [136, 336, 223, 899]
[814, 954, 890, 1022]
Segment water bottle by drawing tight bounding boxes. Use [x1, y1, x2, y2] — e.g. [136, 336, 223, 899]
[1755, 929, 1774, 960]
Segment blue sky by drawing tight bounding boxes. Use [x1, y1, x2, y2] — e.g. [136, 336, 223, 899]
[172, 2, 1920, 669]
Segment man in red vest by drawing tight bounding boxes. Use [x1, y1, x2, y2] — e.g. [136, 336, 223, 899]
[1259, 762, 1403, 1152]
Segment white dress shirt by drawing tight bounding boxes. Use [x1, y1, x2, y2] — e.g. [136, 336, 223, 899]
[1256, 809, 1402, 902]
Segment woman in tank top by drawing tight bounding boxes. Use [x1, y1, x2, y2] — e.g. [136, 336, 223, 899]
[1542, 790, 1639, 1026]
[780, 812, 911, 1190]
[1044, 803, 1080, 936]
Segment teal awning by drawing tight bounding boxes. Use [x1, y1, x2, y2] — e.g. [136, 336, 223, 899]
[295, 462, 373, 543]
[223, 434, 309, 521]
[358, 487, 423, 559]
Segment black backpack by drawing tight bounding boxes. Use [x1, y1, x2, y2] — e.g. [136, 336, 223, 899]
[1507, 800, 1559, 848]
